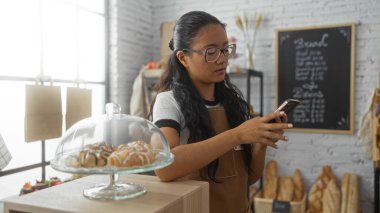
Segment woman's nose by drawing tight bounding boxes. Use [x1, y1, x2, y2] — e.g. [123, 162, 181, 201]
[216, 51, 228, 64]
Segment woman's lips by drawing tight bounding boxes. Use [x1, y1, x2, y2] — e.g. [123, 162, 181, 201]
[215, 68, 226, 73]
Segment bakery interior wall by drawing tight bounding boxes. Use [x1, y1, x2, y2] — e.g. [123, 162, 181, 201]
[110, 0, 380, 210]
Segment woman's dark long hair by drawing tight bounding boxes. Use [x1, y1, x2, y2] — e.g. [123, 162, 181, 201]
[151, 11, 252, 182]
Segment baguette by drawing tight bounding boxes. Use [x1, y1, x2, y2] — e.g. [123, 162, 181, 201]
[277, 176, 294, 201]
[265, 160, 278, 179]
[340, 173, 360, 213]
[292, 169, 304, 202]
[263, 160, 278, 199]
[263, 177, 278, 199]
[323, 179, 341, 213]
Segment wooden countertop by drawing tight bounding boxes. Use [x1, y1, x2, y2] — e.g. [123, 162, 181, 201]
[2, 174, 209, 213]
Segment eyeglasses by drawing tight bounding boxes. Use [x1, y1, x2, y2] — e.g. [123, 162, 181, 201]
[183, 44, 236, 63]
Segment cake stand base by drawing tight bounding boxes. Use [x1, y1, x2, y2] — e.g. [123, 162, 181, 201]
[83, 174, 146, 200]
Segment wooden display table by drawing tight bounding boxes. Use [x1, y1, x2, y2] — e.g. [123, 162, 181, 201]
[2, 174, 209, 213]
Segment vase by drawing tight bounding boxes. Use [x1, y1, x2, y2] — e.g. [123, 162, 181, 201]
[246, 48, 254, 70]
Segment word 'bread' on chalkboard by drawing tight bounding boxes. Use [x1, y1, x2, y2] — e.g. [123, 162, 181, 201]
[276, 24, 355, 134]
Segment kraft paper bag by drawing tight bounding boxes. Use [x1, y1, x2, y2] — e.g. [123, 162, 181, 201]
[66, 87, 92, 130]
[25, 84, 62, 142]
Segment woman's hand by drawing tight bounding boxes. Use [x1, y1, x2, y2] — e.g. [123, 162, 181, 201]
[274, 111, 288, 123]
[233, 111, 293, 149]
[270, 112, 288, 142]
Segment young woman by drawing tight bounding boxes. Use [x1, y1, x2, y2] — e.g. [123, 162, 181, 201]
[151, 11, 292, 213]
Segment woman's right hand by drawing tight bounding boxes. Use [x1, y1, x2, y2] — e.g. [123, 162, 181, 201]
[233, 111, 293, 149]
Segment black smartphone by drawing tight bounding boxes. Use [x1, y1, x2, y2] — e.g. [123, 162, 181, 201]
[270, 99, 300, 123]
[275, 99, 300, 114]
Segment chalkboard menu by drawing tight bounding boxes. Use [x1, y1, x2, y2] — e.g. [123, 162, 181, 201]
[276, 24, 355, 134]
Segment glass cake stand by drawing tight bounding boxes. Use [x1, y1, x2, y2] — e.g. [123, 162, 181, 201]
[51, 153, 173, 200]
[51, 103, 174, 200]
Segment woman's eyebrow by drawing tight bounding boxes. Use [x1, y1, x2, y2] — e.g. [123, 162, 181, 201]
[201, 41, 229, 48]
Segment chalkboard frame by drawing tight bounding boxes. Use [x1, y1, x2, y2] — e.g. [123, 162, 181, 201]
[275, 23, 356, 134]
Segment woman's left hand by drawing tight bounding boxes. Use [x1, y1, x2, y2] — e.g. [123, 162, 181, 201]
[270, 112, 289, 143]
[274, 111, 288, 123]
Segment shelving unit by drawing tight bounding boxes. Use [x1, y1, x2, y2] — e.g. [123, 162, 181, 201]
[228, 69, 263, 116]
[372, 88, 380, 213]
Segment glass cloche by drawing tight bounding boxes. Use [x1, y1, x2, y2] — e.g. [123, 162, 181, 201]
[51, 103, 174, 200]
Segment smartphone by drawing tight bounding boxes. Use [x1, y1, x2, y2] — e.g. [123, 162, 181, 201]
[270, 99, 300, 123]
[275, 99, 300, 114]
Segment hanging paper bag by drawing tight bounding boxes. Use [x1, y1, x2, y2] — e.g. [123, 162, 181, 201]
[24, 84, 62, 142]
[66, 87, 92, 129]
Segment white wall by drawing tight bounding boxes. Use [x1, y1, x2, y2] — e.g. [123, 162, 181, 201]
[112, 0, 380, 211]
[109, 0, 153, 113]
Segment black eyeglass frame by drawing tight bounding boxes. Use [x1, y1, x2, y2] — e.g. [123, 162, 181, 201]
[182, 44, 236, 63]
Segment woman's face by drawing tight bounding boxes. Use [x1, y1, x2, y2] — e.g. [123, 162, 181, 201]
[179, 24, 230, 85]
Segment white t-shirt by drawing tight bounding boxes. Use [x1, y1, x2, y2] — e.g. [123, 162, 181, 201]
[152, 90, 220, 145]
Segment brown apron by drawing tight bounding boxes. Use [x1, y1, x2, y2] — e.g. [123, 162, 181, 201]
[186, 107, 251, 213]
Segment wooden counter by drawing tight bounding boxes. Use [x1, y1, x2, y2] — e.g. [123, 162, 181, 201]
[2, 174, 209, 213]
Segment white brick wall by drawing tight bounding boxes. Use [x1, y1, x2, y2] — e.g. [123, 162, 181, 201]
[109, 0, 153, 113]
[111, 0, 380, 210]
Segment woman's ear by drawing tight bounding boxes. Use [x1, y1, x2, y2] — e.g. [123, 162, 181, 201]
[176, 51, 189, 68]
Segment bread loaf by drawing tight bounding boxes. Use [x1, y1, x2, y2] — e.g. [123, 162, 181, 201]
[308, 179, 324, 213]
[340, 173, 360, 213]
[323, 179, 341, 213]
[308, 165, 336, 213]
[263, 160, 278, 199]
[321, 165, 337, 186]
[265, 160, 278, 179]
[277, 176, 294, 201]
[292, 169, 304, 201]
[263, 178, 278, 199]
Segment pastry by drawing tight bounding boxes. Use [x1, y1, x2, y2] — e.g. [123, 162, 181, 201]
[87, 142, 116, 154]
[117, 140, 152, 152]
[79, 150, 97, 167]
[19, 177, 64, 196]
[64, 155, 80, 167]
[20, 182, 33, 195]
[108, 141, 157, 167]
[77, 142, 116, 167]
[48, 177, 62, 186]
[33, 180, 49, 191]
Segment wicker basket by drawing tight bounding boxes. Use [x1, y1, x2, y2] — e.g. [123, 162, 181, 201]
[253, 191, 306, 213]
